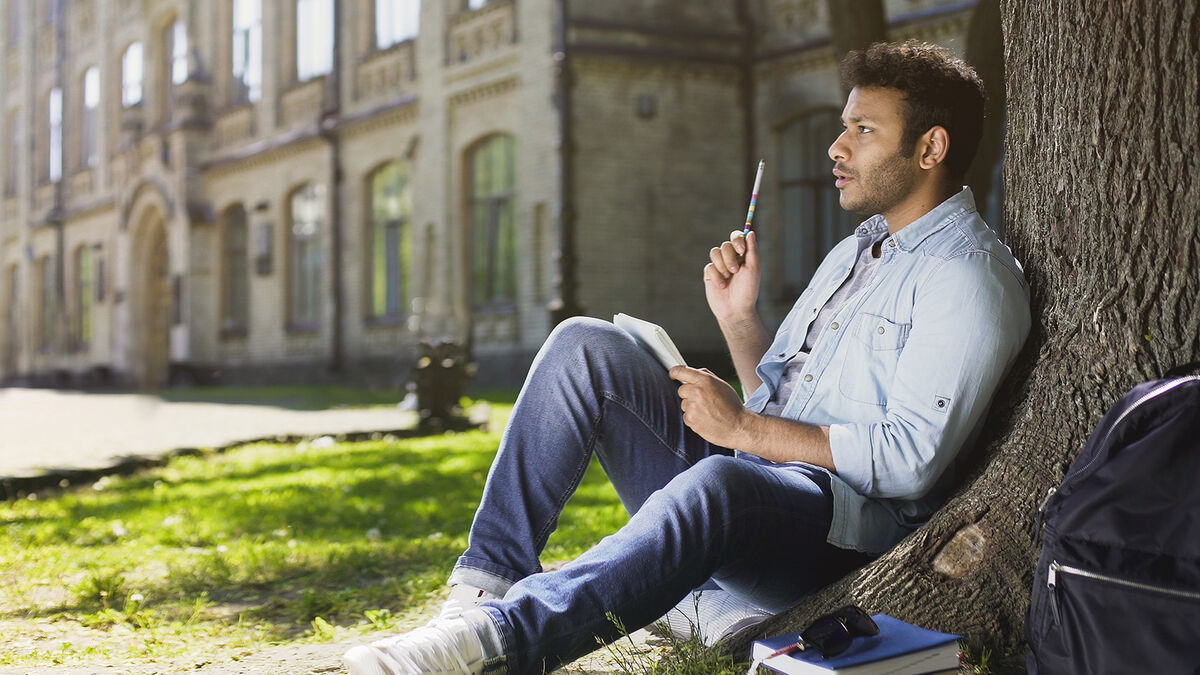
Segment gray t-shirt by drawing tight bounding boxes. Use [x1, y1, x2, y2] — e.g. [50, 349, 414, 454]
[762, 235, 885, 417]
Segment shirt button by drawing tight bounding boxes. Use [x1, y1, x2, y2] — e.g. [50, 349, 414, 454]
[812, 307, 818, 313]
[804, 374, 813, 382]
[888, 240, 897, 248]
[878, 326, 886, 334]
[830, 321, 839, 330]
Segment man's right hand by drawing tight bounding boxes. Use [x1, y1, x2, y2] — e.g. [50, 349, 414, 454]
[704, 230, 760, 324]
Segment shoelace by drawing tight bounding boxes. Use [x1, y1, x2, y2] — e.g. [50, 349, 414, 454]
[372, 623, 476, 674]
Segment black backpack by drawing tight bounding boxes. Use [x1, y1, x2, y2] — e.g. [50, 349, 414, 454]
[1027, 368, 1200, 674]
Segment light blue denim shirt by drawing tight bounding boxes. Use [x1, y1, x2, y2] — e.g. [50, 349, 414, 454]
[743, 188, 1031, 554]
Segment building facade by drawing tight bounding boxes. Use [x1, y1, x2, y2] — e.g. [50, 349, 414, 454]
[0, 0, 982, 389]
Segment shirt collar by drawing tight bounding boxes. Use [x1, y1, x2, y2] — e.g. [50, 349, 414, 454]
[853, 187, 977, 251]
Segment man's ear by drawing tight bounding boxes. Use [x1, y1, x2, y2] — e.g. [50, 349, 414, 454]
[917, 126, 950, 170]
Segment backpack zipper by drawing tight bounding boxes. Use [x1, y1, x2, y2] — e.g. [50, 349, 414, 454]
[1037, 376, 1200, 542]
[1061, 376, 1199, 489]
[1047, 560, 1200, 625]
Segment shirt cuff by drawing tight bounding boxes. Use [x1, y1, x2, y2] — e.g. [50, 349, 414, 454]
[828, 423, 873, 496]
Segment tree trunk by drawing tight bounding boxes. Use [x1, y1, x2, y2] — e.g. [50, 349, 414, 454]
[725, 0, 1200, 668]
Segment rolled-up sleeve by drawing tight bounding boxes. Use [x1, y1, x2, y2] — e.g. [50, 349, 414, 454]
[828, 251, 1030, 500]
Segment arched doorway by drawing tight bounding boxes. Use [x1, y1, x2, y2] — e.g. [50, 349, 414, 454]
[131, 214, 170, 389]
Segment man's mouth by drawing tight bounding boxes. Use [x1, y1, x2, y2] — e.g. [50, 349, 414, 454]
[833, 166, 855, 188]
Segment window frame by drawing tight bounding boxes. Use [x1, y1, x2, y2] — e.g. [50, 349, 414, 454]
[231, 0, 263, 104]
[220, 204, 250, 337]
[776, 107, 858, 303]
[375, 0, 419, 50]
[466, 134, 517, 312]
[287, 183, 325, 331]
[365, 161, 412, 322]
[122, 41, 144, 108]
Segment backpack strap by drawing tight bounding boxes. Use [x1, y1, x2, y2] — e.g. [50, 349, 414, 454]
[1163, 361, 1200, 379]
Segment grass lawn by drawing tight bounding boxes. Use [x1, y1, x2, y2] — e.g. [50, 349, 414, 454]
[0, 394, 635, 671]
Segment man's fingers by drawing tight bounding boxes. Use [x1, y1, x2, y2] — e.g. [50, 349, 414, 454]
[719, 241, 743, 274]
[669, 365, 700, 384]
[709, 247, 732, 278]
[743, 231, 759, 269]
[727, 230, 747, 256]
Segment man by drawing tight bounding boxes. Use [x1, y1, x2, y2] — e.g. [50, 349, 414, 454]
[344, 40, 1031, 675]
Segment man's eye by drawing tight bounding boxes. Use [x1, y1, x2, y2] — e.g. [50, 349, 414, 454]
[859, 126, 872, 134]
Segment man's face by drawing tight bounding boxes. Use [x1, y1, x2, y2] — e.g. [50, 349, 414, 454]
[828, 86, 920, 218]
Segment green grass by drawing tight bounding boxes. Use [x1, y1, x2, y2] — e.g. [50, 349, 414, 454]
[0, 393, 630, 670]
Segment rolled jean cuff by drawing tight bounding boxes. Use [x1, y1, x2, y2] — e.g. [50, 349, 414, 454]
[449, 556, 523, 598]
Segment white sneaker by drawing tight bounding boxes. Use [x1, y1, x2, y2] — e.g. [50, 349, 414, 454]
[343, 618, 486, 675]
[439, 584, 498, 620]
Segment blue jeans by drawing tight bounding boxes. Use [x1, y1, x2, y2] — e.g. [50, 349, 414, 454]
[450, 318, 870, 674]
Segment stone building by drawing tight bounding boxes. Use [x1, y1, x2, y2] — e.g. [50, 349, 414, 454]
[0, 0, 985, 389]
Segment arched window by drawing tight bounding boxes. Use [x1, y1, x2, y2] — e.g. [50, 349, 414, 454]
[466, 134, 516, 309]
[778, 108, 856, 300]
[288, 184, 325, 328]
[122, 41, 144, 107]
[221, 204, 250, 335]
[367, 162, 412, 320]
[73, 245, 93, 351]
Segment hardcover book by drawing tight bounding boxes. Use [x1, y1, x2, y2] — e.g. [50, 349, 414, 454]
[749, 614, 960, 675]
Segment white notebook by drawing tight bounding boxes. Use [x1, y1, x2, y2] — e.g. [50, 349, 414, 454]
[613, 313, 687, 370]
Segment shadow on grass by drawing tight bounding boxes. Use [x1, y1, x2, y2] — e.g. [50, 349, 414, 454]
[3, 425, 626, 639]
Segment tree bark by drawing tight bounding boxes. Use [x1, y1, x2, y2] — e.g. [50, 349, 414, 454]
[724, 0, 1200, 668]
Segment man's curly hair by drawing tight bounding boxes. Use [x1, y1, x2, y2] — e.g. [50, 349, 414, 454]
[841, 40, 986, 182]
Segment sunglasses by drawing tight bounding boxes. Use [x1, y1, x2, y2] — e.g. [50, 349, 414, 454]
[796, 605, 880, 658]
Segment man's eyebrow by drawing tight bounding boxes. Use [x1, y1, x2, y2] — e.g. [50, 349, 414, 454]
[844, 114, 874, 124]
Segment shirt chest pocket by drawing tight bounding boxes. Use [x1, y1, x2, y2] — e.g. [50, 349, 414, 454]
[838, 313, 911, 406]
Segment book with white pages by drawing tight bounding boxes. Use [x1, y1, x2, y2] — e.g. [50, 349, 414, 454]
[613, 313, 687, 370]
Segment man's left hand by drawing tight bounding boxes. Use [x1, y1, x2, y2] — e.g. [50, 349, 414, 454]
[668, 366, 749, 448]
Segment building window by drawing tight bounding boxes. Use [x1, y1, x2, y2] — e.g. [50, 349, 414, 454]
[288, 184, 324, 328]
[467, 134, 516, 309]
[296, 0, 333, 82]
[73, 246, 93, 351]
[48, 88, 62, 183]
[162, 18, 188, 119]
[4, 110, 18, 196]
[221, 204, 250, 335]
[81, 67, 99, 168]
[37, 255, 56, 353]
[122, 41, 144, 107]
[466, 0, 495, 9]
[376, 0, 419, 49]
[778, 108, 857, 301]
[367, 162, 411, 320]
[232, 0, 262, 104]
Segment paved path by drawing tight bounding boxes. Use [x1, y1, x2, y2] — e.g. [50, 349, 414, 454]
[0, 388, 418, 493]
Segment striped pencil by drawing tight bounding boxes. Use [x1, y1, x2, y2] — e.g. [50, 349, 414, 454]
[743, 159, 765, 236]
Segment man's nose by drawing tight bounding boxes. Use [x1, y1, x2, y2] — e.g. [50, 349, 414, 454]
[828, 132, 848, 162]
